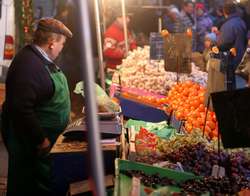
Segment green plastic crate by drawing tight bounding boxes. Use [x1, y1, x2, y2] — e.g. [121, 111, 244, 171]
[114, 159, 201, 196]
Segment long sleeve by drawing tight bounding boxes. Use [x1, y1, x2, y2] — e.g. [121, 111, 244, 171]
[8, 81, 46, 146]
[4, 45, 54, 147]
[103, 37, 125, 59]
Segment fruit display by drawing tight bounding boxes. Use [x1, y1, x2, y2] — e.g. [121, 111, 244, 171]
[135, 130, 217, 165]
[135, 154, 166, 165]
[125, 119, 177, 140]
[121, 170, 177, 188]
[121, 90, 166, 108]
[115, 46, 207, 95]
[135, 127, 158, 156]
[157, 129, 217, 154]
[121, 170, 250, 195]
[163, 81, 218, 139]
[164, 142, 228, 176]
[163, 143, 250, 182]
[181, 176, 250, 195]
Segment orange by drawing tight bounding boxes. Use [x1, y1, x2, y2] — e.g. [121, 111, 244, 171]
[207, 120, 216, 130]
[205, 125, 212, 133]
[186, 28, 192, 37]
[199, 96, 205, 104]
[192, 100, 200, 108]
[230, 48, 237, 57]
[185, 123, 193, 133]
[161, 29, 169, 37]
[212, 46, 219, 54]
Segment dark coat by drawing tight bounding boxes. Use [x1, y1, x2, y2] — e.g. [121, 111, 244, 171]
[2, 45, 54, 147]
[218, 14, 247, 69]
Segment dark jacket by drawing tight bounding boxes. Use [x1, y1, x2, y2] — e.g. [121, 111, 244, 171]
[218, 14, 247, 69]
[2, 45, 55, 147]
[196, 13, 213, 52]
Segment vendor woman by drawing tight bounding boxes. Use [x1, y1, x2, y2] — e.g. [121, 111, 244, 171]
[1, 18, 72, 195]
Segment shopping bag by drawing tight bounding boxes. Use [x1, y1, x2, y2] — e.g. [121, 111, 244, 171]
[204, 57, 225, 110]
[235, 48, 250, 81]
[74, 81, 120, 112]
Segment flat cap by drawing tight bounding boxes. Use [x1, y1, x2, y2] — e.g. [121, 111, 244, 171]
[37, 17, 73, 38]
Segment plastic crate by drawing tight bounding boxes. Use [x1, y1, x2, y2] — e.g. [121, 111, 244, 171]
[114, 159, 201, 196]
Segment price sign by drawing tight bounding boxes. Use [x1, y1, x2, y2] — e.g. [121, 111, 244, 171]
[164, 33, 192, 74]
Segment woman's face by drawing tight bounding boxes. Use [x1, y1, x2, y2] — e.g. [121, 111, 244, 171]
[197, 8, 204, 17]
[204, 40, 212, 49]
[116, 16, 130, 28]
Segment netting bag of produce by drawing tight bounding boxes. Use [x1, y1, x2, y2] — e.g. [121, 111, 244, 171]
[74, 81, 120, 112]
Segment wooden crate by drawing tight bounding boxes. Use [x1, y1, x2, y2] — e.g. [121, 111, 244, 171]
[68, 175, 114, 196]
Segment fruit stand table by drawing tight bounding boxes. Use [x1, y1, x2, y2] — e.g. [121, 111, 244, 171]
[50, 134, 121, 196]
[119, 96, 169, 122]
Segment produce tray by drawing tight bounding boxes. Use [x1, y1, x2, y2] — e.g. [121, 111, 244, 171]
[119, 96, 169, 122]
[114, 159, 200, 196]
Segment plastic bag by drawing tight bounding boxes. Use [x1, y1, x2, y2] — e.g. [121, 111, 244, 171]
[235, 48, 250, 81]
[74, 81, 120, 112]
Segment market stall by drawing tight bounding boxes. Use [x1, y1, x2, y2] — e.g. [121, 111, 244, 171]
[5, 0, 249, 195]
[104, 12, 250, 194]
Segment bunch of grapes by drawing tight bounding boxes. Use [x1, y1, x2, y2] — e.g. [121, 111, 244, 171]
[121, 170, 177, 188]
[121, 170, 250, 195]
[181, 176, 250, 195]
[164, 143, 229, 176]
[135, 154, 165, 165]
[157, 129, 217, 154]
[228, 152, 250, 180]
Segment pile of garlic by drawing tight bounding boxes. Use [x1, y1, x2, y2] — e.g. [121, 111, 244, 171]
[115, 46, 207, 95]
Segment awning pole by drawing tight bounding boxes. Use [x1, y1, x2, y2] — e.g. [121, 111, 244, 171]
[77, 1, 106, 195]
[121, 0, 129, 55]
[94, 0, 106, 89]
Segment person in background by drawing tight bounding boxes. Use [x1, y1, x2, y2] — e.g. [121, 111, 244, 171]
[103, 12, 137, 70]
[1, 18, 72, 195]
[180, 1, 194, 31]
[203, 32, 217, 64]
[214, 2, 247, 90]
[163, 4, 183, 33]
[195, 3, 213, 53]
[210, 5, 226, 29]
[180, 0, 195, 50]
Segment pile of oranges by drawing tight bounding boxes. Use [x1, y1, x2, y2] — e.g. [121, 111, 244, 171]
[122, 92, 167, 108]
[162, 81, 218, 139]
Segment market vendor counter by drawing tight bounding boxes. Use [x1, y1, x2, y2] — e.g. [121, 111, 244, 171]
[119, 96, 169, 123]
[50, 133, 121, 196]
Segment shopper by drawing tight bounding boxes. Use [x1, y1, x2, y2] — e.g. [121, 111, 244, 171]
[195, 3, 213, 52]
[210, 5, 225, 29]
[180, 1, 194, 31]
[103, 12, 137, 70]
[1, 18, 72, 196]
[203, 32, 217, 64]
[215, 2, 247, 90]
[163, 4, 183, 33]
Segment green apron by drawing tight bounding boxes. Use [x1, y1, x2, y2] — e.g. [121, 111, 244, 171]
[5, 65, 70, 196]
